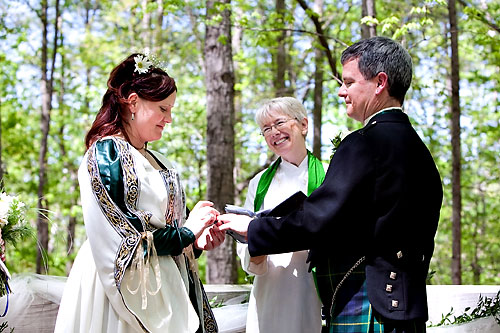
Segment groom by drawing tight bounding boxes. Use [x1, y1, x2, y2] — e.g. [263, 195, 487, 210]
[218, 36, 443, 332]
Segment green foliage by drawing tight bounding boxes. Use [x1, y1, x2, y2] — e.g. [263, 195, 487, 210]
[431, 291, 500, 327]
[0, 321, 14, 333]
[329, 132, 343, 160]
[0, 0, 498, 286]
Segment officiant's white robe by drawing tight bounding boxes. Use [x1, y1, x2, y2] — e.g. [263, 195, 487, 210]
[55, 137, 216, 333]
[237, 156, 323, 333]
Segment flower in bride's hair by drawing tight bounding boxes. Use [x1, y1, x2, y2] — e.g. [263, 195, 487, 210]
[143, 50, 168, 72]
[134, 54, 153, 74]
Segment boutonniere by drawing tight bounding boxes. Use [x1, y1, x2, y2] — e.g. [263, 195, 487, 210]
[330, 131, 350, 160]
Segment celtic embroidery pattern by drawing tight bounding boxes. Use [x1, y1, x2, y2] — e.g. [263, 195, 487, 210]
[87, 145, 140, 288]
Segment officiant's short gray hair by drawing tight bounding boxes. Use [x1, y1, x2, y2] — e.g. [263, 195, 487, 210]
[255, 96, 308, 134]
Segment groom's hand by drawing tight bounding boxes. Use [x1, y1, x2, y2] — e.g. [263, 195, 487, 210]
[216, 214, 252, 239]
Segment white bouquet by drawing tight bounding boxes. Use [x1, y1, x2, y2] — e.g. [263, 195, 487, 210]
[0, 193, 31, 298]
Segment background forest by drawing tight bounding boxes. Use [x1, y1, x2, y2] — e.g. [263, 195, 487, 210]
[0, 0, 498, 286]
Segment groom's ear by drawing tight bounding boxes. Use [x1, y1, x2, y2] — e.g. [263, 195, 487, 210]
[375, 72, 389, 95]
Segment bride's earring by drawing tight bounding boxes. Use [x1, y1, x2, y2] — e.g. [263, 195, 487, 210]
[131, 113, 135, 121]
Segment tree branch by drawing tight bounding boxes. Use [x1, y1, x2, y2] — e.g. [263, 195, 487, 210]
[49, 0, 61, 95]
[295, 0, 342, 85]
[457, 0, 500, 34]
[231, 24, 347, 46]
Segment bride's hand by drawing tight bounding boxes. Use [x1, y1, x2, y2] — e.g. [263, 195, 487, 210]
[194, 224, 226, 250]
[184, 201, 219, 239]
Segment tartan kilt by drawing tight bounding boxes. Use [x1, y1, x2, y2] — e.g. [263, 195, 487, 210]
[314, 259, 426, 333]
[314, 258, 383, 333]
[329, 279, 384, 332]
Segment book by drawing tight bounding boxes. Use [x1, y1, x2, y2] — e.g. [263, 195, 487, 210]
[224, 191, 307, 243]
[223, 205, 263, 243]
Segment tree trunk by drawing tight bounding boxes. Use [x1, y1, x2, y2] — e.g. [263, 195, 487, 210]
[37, 0, 60, 274]
[141, 0, 152, 48]
[154, 0, 164, 54]
[448, 0, 462, 285]
[37, 0, 51, 275]
[312, 0, 324, 159]
[57, 32, 79, 274]
[274, 0, 287, 97]
[232, 5, 244, 206]
[471, 188, 485, 284]
[204, 0, 237, 284]
[361, 0, 377, 39]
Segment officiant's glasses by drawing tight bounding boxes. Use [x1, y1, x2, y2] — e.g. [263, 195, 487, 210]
[261, 118, 297, 137]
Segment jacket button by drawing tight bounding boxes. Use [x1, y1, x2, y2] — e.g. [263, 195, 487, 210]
[392, 300, 399, 308]
[386, 284, 393, 292]
[397, 250, 403, 259]
[390, 271, 397, 280]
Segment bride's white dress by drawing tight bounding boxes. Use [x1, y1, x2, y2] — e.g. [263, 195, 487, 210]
[54, 137, 215, 333]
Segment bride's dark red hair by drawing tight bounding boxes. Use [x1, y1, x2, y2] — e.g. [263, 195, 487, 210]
[85, 53, 177, 149]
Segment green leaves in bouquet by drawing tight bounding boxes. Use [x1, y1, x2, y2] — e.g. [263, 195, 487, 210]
[3, 198, 33, 246]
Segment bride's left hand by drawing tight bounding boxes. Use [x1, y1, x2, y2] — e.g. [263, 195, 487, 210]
[194, 224, 226, 250]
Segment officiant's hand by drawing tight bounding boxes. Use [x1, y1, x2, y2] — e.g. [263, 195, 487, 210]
[194, 224, 225, 250]
[216, 214, 252, 239]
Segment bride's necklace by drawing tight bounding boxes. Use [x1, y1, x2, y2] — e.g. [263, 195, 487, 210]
[128, 140, 147, 157]
[114, 134, 147, 156]
[136, 146, 148, 157]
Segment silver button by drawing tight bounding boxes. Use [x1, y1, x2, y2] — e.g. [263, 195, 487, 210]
[392, 300, 399, 308]
[386, 284, 393, 292]
[422, 254, 425, 261]
[397, 251, 403, 259]
[390, 271, 397, 280]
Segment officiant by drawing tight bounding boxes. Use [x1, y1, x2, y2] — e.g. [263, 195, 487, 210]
[237, 97, 325, 333]
[218, 37, 443, 332]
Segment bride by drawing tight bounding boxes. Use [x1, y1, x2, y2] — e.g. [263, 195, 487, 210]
[54, 53, 224, 333]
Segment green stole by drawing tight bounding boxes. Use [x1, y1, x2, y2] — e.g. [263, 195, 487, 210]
[253, 150, 325, 211]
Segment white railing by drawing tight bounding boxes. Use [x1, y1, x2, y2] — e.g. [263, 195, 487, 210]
[0, 275, 498, 333]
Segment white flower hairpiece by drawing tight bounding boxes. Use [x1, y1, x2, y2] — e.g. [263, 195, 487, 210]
[134, 55, 153, 74]
[133, 50, 169, 75]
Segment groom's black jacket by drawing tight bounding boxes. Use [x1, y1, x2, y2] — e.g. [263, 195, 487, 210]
[247, 110, 443, 321]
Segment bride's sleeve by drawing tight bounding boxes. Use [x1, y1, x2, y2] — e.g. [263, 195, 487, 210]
[95, 139, 195, 257]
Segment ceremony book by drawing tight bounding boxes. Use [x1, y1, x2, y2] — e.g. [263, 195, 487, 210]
[224, 191, 307, 243]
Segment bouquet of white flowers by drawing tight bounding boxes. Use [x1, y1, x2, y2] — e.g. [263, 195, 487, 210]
[0, 193, 32, 300]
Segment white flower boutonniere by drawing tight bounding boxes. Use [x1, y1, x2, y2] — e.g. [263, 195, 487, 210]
[134, 55, 153, 74]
